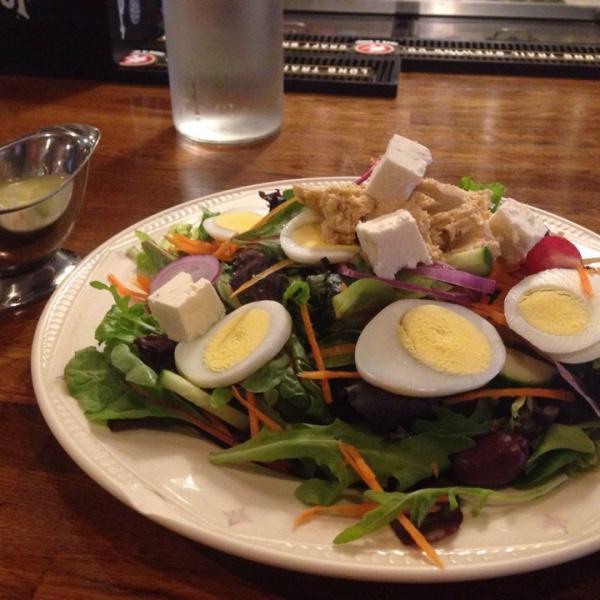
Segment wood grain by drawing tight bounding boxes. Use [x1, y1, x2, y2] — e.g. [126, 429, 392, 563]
[0, 72, 598, 599]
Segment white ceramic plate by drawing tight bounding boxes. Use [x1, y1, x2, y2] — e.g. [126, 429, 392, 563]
[32, 178, 600, 583]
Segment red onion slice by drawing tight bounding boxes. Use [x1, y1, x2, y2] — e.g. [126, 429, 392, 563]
[553, 360, 600, 417]
[404, 262, 497, 294]
[336, 264, 473, 304]
[149, 254, 221, 294]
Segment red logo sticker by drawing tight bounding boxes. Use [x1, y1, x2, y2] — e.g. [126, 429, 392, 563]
[354, 40, 397, 55]
[119, 50, 157, 67]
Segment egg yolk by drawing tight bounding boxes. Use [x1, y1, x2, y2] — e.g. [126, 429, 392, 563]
[213, 211, 262, 233]
[291, 222, 358, 250]
[397, 304, 491, 375]
[203, 308, 269, 372]
[517, 287, 589, 335]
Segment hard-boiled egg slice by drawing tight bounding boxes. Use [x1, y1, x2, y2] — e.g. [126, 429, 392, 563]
[175, 300, 291, 388]
[203, 207, 266, 242]
[546, 337, 600, 365]
[280, 209, 359, 264]
[355, 299, 505, 397]
[504, 268, 600, 355]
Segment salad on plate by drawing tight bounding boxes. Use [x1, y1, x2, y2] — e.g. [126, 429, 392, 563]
[64, 135, 600, 567]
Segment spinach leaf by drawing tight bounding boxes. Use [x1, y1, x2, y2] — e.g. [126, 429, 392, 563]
[65, 346, 213, 432]
[65, 347, 178, 422]
[515, 423, 596, 486]
[241, 353, 290, 393]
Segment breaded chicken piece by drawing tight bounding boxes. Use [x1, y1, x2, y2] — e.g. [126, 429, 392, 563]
[293, 182, 376, 244]
[404, 179, 501, 259]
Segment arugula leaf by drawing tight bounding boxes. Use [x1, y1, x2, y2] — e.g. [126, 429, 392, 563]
[458, 176, 506, 212]
[334, 475, 569, 544]
[411, 403, 492, 436]
[233, 199, 304, 242]
[209, 420, 473, 504]
[91, 281, 161, 355]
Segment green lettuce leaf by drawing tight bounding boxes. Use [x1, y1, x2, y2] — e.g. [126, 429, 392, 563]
[458, 176, 506, 211]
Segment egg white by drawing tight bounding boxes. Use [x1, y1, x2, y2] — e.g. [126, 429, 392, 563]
[504, 269, 600, 354]
[279, 209, 359, 264]
[203, 206, 267, 242]
[547, 337, 600, 365]
[355, 299, 506, 397]
[175, 300, 292, 388]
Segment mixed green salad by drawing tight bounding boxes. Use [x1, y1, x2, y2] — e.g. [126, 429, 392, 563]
[64, 181, 600, 566]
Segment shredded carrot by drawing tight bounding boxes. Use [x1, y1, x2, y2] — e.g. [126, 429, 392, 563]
[443, 386, 576, 405]
[338, 441, 444, 568]
[319, 343, 356, 358]
[230, 259, 292, 298]
[577, 262, 593, 297]
[107, 273, 148, 302]
[135, 273, 151, 294]
[293, 501, 378, 528]
[213, 240, 240, 261]
[246, 390, 260, 437]
[338, 441, 382, 491]
[297, 370, 361, 380]
[299, 303, 333, 404]
[231, 386, 283, 432]
[469, 302, 507, 326]
[165, 232, 219, 255]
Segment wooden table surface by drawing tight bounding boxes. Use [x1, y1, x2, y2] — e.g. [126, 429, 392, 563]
[1, 72, 598, 599]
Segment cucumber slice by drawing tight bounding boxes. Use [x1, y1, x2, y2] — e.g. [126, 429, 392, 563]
[497, 347, 557, 386]
[444, 245, 493, 276]
[159, 370, 248, 431]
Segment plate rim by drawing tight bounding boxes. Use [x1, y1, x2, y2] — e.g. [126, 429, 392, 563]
[31, 177, 600, 583]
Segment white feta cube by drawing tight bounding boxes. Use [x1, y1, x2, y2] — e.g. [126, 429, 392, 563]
[356, 208, 432, 279]
[366, 135, 432, 213]
[489, 197, 548, 264]
[148, 272, 225, 342]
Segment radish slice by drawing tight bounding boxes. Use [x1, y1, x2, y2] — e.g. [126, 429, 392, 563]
[524, 235, 582, 273]
[149, 254, 221, 294]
